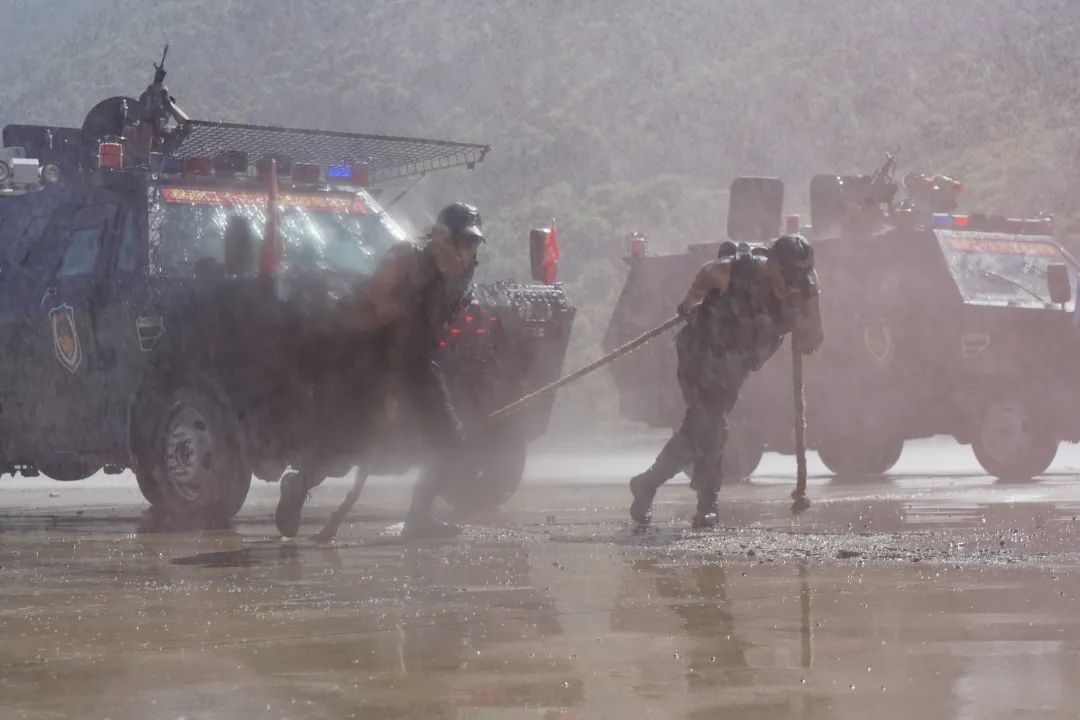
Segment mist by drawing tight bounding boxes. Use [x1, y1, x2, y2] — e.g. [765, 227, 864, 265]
[1, 0, 1077, 432]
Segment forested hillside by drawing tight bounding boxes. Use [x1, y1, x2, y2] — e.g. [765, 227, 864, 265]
[2, 0, 1078, 430]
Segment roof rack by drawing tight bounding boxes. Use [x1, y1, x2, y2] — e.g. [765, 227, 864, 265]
[167, 120, 490, 183]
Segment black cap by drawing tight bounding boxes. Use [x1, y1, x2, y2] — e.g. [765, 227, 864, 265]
[717, 240, 739, 258]
[769, 234, 816, 288]
[436, 202, 485, 245]
[770, 234, 813, 267]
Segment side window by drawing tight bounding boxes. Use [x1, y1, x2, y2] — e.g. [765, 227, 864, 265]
[118, 210, 138, 272]
[59, 226, 103, 277]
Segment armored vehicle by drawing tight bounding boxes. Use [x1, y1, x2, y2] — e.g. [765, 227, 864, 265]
[0, 62, 574, 520]
[606, 157, 1080, 482]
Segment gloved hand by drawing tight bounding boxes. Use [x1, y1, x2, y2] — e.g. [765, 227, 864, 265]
[677, 301, 691, 318]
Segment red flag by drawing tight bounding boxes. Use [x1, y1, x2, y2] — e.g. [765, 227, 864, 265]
[542, 218, 560, 284]
[258, 158, 284, 277]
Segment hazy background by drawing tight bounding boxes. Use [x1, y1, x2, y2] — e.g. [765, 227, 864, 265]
[1, 0, 1076, 432]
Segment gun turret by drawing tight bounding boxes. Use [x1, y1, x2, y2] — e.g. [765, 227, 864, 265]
[866, 144, 900, 207]
[131, 44, 188, 159]
[809, 146, 901, 239]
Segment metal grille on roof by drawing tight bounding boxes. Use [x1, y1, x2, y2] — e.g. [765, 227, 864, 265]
[168, 120, 490, 183]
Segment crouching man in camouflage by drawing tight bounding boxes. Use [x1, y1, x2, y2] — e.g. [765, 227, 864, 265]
[276, 202, 484, 540]
[629, 235, 824, 528]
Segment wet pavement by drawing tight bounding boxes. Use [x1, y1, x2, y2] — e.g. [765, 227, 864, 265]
[4, 436, 1080, 719]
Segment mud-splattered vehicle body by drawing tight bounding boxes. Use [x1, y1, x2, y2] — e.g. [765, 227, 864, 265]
[0, 92, 574, 520]
[606, 168, 1080, 482]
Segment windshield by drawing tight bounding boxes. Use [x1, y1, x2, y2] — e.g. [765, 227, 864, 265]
[936, 230, 1079, 310]
[150, 186, 405, 276]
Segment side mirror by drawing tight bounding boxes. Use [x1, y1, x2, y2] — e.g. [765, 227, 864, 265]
[529, 228, 547, 282]
[1047, 263, 1071, 305]
[727, 177, 784, 243]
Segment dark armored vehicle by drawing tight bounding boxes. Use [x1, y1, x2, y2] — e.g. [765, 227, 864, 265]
[606, 157, 1080, 482]
[0, 64, 574, 520]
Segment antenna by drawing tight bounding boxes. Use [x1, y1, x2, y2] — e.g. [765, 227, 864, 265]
[153, 43, 169, 84]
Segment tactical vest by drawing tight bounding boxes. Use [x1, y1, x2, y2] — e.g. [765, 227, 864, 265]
[401, 242, 476, 357]
[686, 246, 789, 371]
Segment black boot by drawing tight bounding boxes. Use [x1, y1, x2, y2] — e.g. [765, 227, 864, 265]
[401, 471, 461, 540]
[629, 471, 663, 525]
[275, 470, 309, 538]
[629, 435, 688, 525]
[691, 489, 719, 529]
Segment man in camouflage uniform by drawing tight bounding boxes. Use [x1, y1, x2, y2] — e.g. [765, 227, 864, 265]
[629, 235, 824, 528]
[275, 202, 484, 540]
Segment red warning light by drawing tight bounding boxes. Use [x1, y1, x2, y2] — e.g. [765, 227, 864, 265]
[291, 163, 321, 184]
[98, 143, 123, 169]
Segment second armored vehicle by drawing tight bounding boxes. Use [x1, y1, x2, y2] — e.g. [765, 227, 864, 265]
[606, 158, 1080, 482]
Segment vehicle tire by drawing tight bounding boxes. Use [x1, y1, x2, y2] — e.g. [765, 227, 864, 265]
[441, 426, 529, 514]
[40, 463, 101, 481]
[816, 434, 904, 477]
[972, 398, 1058, 482]
[134, 381, 251, 521]
[724, 421, 765, 483]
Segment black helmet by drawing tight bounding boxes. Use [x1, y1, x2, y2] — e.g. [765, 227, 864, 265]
[769, 234, 815, 288]
[716, 240, 739, 258]
[436, 202, 485, 245]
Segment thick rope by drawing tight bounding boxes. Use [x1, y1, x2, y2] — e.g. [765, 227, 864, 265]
[488, 315, 682, 422]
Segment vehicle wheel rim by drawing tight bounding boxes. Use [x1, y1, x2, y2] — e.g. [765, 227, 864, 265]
[981, 400, 1034, 466]
[164, 405, 215, 503]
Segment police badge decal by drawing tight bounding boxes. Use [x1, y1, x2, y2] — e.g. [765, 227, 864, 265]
[49, 304, 82, 373]
[863, 319, 893, 367]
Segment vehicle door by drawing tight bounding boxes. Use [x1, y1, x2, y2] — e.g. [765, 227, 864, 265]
[91, 198, 158, 451]
[33, 197, 119, 453]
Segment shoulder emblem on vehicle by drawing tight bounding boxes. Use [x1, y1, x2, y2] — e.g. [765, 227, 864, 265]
[863, 320, 893, 366]
[49, 304, 82, 373]
[961, 332, 990, 358]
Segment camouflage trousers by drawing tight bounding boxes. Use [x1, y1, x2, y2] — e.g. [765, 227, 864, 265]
[648, 331, 751, 495]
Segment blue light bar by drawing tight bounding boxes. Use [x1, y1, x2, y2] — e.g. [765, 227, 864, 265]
[161, 155, 185, 174]
[326, 164, 351, 179]
[931, 213, 951, 228]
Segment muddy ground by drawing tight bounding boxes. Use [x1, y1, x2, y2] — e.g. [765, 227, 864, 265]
[3, 435, 1080, 719]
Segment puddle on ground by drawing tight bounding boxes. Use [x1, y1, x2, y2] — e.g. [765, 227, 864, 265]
[6, 475, 1080, 718]
[3, 528, 1080, 719]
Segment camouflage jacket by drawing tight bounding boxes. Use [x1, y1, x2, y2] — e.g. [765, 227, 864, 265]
[678, 251, 791, 371]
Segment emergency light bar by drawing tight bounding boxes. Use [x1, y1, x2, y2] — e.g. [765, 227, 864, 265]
[931, 213, 1054, 236]
[291, 163, 321, 184]
[326, 163, 371, 186]
[184, 157, 213, 175]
